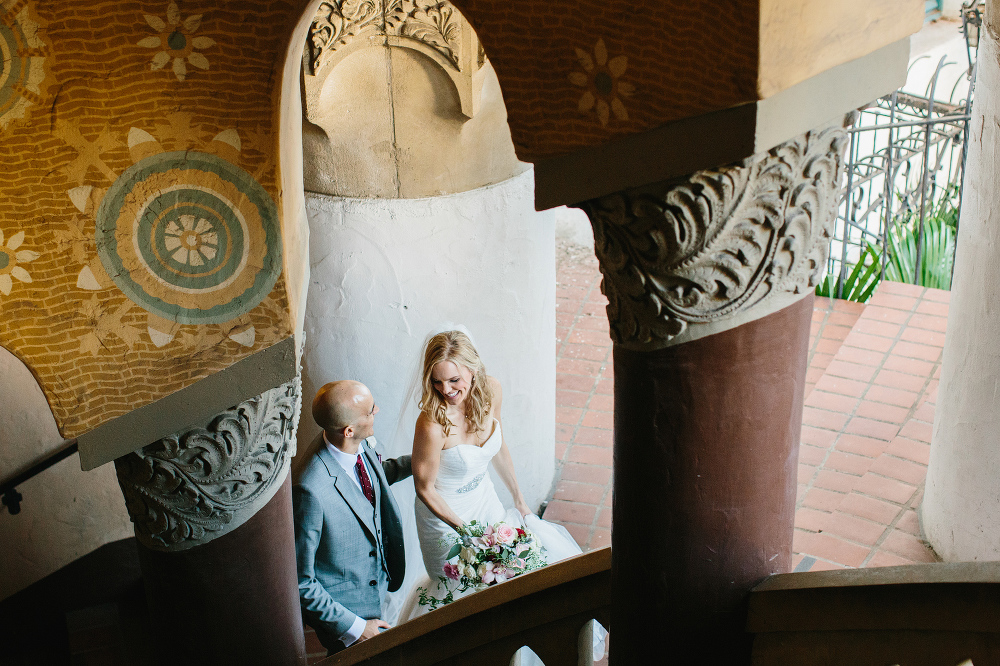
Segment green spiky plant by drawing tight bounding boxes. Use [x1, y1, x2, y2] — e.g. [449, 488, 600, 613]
[816, 193, 958, 302]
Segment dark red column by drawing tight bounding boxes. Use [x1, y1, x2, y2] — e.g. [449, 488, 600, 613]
[610, 296, 812, 664]
[136, 476, 306, 665]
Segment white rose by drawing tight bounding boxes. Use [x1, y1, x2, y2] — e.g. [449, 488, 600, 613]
[461, 546, 477, 563]
[464, 564, 477, 578]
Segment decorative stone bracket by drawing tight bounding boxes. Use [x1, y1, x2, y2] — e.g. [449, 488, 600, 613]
[574, 115, 851, 351]
[305, 0, 486, 119]
[115, 378, 301, 551]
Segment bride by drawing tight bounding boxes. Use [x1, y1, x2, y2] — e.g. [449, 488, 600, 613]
[398, 329, 582, 619]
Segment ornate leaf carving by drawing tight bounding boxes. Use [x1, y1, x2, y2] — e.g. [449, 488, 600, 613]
[115, 378, 301, 550]
[576, 118, 850, 350]
[396, 2, 460, 68]
[308, 0, 467, 74]
[308, 0, 380, 74]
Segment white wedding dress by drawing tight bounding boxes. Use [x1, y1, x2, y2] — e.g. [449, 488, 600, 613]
[398, 418, 584, 621]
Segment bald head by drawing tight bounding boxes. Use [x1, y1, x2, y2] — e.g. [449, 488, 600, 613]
[313, 381, 373, 434]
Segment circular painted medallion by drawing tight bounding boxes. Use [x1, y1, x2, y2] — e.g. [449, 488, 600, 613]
[0, 5, 45, 129]
[96, 151, 281, 325]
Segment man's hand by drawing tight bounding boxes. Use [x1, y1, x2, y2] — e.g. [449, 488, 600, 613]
[359, 619, 391, 641]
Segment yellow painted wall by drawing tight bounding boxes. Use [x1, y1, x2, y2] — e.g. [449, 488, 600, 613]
[0, 0, 300, 439]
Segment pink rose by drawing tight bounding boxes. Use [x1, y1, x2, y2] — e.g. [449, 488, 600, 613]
[443, 563, 460, 580]
[495, 525, 517, 544]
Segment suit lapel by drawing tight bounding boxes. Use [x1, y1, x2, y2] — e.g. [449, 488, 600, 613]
[317, 445, 378, 539]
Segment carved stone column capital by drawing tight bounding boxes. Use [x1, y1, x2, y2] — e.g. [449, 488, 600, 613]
[575, 115, 851, 351]
[115, 378, 301, 551]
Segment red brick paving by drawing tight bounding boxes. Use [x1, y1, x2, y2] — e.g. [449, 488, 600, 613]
[546, 248, 614, 551]
[792, 281, 945, 571]
[546, 245, 945, 574]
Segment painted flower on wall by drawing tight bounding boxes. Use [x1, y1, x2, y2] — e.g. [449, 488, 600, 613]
[0, 229, 38, 296]
[138, 2, 215, 82]
[569, 39, 634, 127]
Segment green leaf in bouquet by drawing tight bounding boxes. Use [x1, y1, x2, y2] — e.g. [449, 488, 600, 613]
[445, 543, 462, 560]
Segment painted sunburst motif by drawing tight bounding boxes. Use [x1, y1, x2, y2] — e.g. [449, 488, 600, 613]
[137, 1, 215, 81]
[569, 39, 634, 127]
[0, 1, 48, 131]
[57, 115, 280, 351]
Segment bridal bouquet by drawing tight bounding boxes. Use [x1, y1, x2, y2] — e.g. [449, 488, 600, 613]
[417, 520, 546, 609]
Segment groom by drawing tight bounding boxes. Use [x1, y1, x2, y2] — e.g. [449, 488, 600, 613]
[293, 380, 412, 654]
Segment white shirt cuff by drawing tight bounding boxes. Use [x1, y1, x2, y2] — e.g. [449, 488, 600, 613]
[340, 614, 367, 647]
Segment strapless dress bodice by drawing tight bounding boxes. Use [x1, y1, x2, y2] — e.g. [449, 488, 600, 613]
[435, 418, 501, 495]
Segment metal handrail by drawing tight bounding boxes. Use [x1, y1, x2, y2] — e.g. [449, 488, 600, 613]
[847, 115, 971, 132]
[823, 52, 973, 298]
[0, 441, 79, 515]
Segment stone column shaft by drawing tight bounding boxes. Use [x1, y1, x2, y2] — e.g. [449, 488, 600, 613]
[137, 478, 304, 665]
[114, 379, 305, 665]
[575, 117, 849, 663]
[611, 297, 810, 662]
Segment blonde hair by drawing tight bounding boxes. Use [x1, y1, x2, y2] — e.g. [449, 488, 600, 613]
[419, 331, 494, 437]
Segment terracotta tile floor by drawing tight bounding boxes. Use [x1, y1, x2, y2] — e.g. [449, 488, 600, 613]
[545, 244, 947, 572]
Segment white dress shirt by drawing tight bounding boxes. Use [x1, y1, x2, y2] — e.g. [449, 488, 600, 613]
[323, 433, 378, 647]
[324, 433, 377, 494]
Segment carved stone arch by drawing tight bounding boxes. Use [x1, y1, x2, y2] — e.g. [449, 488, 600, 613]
[305, 1, 486, 119]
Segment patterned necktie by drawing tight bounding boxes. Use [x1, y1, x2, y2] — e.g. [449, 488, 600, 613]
[355, 455, 376, 507]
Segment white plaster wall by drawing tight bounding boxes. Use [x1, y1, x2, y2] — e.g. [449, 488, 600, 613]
[0, 347, 132, 601]
[298, 168, 555, 618]
[554, 206, 594, 250]
[922, 3, 1000, 560]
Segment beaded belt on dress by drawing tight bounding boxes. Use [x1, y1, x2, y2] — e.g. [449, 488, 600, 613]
[455, 473, 486, 494]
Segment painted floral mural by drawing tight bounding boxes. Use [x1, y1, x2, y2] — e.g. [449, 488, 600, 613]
[0, 0, 297, 439]
[570, 39, 633, 127]
[138, 2, 215, 81]
[0, 230, 38, 296]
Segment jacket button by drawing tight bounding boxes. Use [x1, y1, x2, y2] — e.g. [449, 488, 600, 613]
[369, 580, 377, 587]
[370, 550, 376, 557]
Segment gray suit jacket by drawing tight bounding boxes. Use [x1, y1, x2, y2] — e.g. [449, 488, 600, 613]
[293, 434, 412, 650]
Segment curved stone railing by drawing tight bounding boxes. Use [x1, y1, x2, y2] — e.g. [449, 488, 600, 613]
[748, 561, 1000, 665]
[320, 547, 611, 665]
